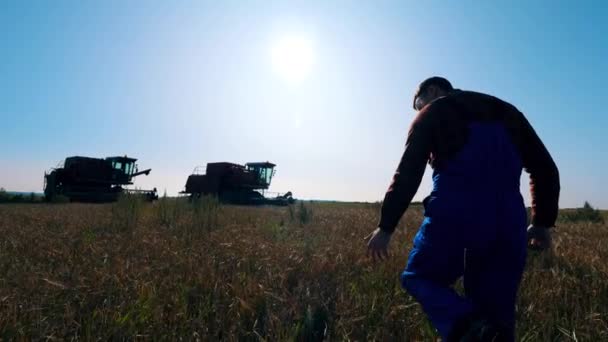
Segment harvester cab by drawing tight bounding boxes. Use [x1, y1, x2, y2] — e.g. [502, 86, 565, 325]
[245, 162, 276, 189]
[105, 156, 151, 184]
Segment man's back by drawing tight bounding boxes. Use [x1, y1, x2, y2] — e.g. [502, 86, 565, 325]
[378, 90, 560, 234]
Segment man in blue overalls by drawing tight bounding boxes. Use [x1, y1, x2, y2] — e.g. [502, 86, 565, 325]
[367, 77, 559, 341]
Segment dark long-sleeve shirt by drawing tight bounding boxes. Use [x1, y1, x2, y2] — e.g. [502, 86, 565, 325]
[378, 90, 560, 233]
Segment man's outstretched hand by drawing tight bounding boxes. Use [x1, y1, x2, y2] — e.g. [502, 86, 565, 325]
[365, 227, 392, 261]
[527, 225, 552, 251]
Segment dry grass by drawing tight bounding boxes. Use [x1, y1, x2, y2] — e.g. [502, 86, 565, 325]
[0, 199, 606, 340]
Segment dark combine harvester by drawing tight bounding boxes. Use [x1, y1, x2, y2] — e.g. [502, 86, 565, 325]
[181, 161, 294, 205]
[44, 156, 158, 202]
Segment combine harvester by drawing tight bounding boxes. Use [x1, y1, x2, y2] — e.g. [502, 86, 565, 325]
[44, 156, 158, 202]
[181, 161, 294, 205]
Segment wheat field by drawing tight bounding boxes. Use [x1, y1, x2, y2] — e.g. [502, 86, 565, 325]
[0, 197, 606, 340]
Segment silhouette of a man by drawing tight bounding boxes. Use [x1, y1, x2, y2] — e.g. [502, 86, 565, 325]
[366, 77, 559, 341]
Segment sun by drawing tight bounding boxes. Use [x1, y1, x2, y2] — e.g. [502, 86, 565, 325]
[271, 35, 315, 83]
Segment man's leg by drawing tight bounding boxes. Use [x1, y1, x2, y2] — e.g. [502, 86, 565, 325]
[463, 234, 527, 340]
[400, 217, 473, 339]
[462, 196, 528, 341]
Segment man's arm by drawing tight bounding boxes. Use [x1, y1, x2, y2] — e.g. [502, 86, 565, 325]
[377, 111, 433, 234]
[517, 111, 560, 228]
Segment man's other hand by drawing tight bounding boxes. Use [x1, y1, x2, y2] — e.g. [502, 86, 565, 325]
[527, 225, 552, 251]
[365, 227, 392, 261]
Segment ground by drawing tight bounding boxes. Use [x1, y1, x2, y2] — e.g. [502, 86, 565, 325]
[0, 197, 606, 340]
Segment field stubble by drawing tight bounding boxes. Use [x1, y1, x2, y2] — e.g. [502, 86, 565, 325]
[0, 198, 606, 340]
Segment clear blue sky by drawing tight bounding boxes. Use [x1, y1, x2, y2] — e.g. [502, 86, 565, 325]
[1, 1, 606, 208]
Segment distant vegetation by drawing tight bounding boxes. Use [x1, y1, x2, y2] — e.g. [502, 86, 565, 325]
[559, 201, 605, 224]
[0, 188, 44, 203]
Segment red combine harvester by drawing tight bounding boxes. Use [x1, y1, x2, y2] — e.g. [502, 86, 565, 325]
[181, 161, 294, 205]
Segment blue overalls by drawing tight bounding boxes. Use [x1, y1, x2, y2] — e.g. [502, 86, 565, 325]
[400, 122, 528, 340]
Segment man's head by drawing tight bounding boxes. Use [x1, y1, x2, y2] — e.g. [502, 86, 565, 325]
[413, 76, 454, 111]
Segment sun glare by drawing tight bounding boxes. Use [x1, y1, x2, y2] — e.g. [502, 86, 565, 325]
[271, 35, 315, 83]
